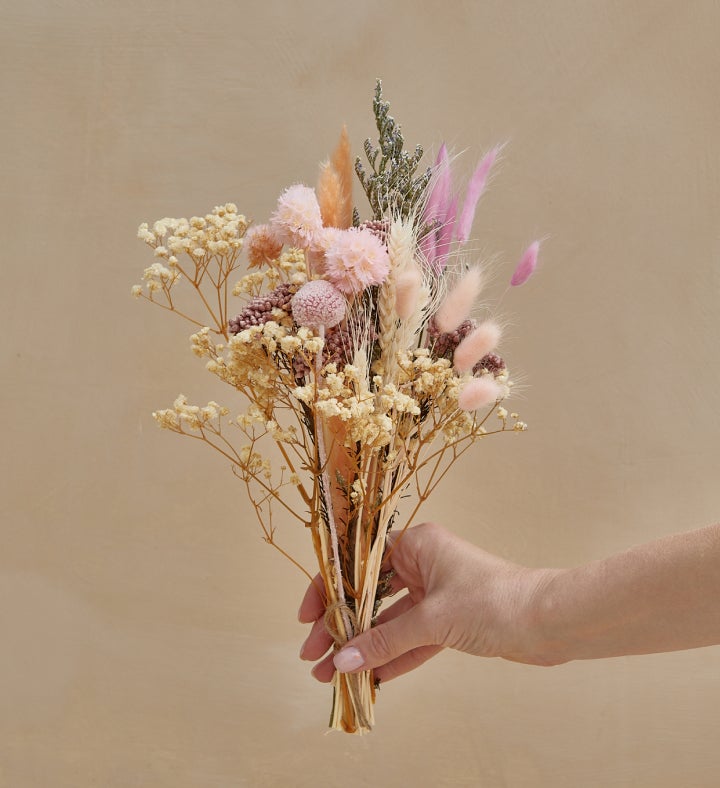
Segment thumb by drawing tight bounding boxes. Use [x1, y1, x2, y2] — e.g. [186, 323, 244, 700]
[333, 604, 430, 673]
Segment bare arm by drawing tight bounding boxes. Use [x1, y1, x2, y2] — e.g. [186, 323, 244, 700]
[537, 523, 720, 663]
[299, 522, 720, 682]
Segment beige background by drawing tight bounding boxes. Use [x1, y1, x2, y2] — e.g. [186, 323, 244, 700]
[2, 1, 720, 786]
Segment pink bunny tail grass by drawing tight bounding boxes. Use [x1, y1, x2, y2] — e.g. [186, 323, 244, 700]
[394, 265, 423, 320]
[421, 144, 452, 269]
[510, 241, 540, 287]
[455, 146, 500, 245]
[458, 376, 502, 411]
[424, 144, 452, 224]
[434, 267, 483, 333]
[453, 320, 502, 373]
[434, 196, 458, 263]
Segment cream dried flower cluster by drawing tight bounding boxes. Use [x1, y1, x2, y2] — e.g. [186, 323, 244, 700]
[133, 81, 538, 735]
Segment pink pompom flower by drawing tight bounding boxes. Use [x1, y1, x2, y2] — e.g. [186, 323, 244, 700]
[323, 227, 390, 294]
[270, 184, 324, 249]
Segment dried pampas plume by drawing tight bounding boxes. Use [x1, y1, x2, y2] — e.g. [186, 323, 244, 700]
[317, 126, 353, 230]
[434, 266, 483, 333]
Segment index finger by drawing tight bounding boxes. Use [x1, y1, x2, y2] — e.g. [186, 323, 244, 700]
[298, 573, 327, 623]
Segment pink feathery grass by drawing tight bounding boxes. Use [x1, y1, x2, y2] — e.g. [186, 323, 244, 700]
[458, 376, 502, 411]
[455, 146, 499, 245]
[434, 196, 458, 262]
[421, 144, 452, 269]
[434, 267, 483, 333]
[394, 265, 423, 320]
[510, 241, 540, 286]
[453, 320, 501, 373]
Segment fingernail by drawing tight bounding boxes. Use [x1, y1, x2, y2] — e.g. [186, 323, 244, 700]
[333, 646, 364, 673]
[299, 641, 307, 660]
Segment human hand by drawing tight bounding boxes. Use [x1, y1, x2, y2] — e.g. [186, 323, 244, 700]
[298, 521, 558, 683]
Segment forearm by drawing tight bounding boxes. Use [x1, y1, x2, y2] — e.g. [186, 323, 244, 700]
[532, 524, 720, 664]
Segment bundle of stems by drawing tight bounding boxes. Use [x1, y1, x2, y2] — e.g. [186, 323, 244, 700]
[132, 81, 534, 733]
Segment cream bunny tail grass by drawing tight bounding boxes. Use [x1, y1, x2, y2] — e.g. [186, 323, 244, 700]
[434, 266, 483, 333]
[453, 319, 502, 372]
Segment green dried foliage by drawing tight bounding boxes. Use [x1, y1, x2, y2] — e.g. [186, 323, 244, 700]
[355, 80, 432, 221]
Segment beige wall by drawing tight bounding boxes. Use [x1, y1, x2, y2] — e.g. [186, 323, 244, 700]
[2, 1, 720, 785]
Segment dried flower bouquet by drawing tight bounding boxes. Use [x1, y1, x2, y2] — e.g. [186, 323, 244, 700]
[132, 81, 539, 733]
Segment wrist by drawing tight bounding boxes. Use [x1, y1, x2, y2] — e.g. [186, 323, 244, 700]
[506, 567, 571, 666]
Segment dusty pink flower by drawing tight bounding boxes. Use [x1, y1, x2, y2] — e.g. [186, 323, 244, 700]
[323, 227, 390, 294]
[458, 376, 502, 411]
[270, 184, 323, 249]
[245, 223, 283, 267]
[291, 279, 346, 330]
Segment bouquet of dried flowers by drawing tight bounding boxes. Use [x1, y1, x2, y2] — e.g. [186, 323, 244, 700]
[132, 81, 539, 734]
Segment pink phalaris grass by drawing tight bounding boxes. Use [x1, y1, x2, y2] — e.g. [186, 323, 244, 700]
[453, 319, 502, 373]
[394, 265, 423, 320]
[510, 241, 540, 287]
[455, 146, 500, 244]
[458, 376, 502, 411]
[434, 267, 483, 333]
[420, 144, 453, 268]
[421, 144, 500, 270]
[323, 227, 390, 294]
[270, 184, 324, 249]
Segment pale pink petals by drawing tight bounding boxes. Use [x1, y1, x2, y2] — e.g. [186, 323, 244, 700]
[434, 267, 483, 333]
[458, 376, 502, 411]
[270, 184, 324, 249]
[453, 320, 502, 373]
[510, 241, 540, 287]
[394, 265, 423, 320]
[323, 227, 390, 294]
[455, 146, 499, 245]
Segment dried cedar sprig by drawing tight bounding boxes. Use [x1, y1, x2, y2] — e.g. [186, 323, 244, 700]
[355, 80, 432, 221]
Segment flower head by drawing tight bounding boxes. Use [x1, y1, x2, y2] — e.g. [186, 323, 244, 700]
[323, 227, 390, 294]
[270, 185, 323, 249]
[291, 279, 346, 330]
[246, 223, 283, 267]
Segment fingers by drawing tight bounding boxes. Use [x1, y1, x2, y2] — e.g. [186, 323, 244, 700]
[298, 574, 326, 623]
[333, 602, 432, 673]
[374, 645, 444, 683]
[299, 616, 333, 662]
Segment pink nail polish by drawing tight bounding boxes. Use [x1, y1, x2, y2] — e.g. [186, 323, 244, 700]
[333, 646, 364, 672]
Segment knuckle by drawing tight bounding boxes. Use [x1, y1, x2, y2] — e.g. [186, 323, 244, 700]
[368, 625, 395, 662]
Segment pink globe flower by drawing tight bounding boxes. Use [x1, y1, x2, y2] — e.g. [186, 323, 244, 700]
[291, 279, 346, 330]
[323, 227, 390, 294]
